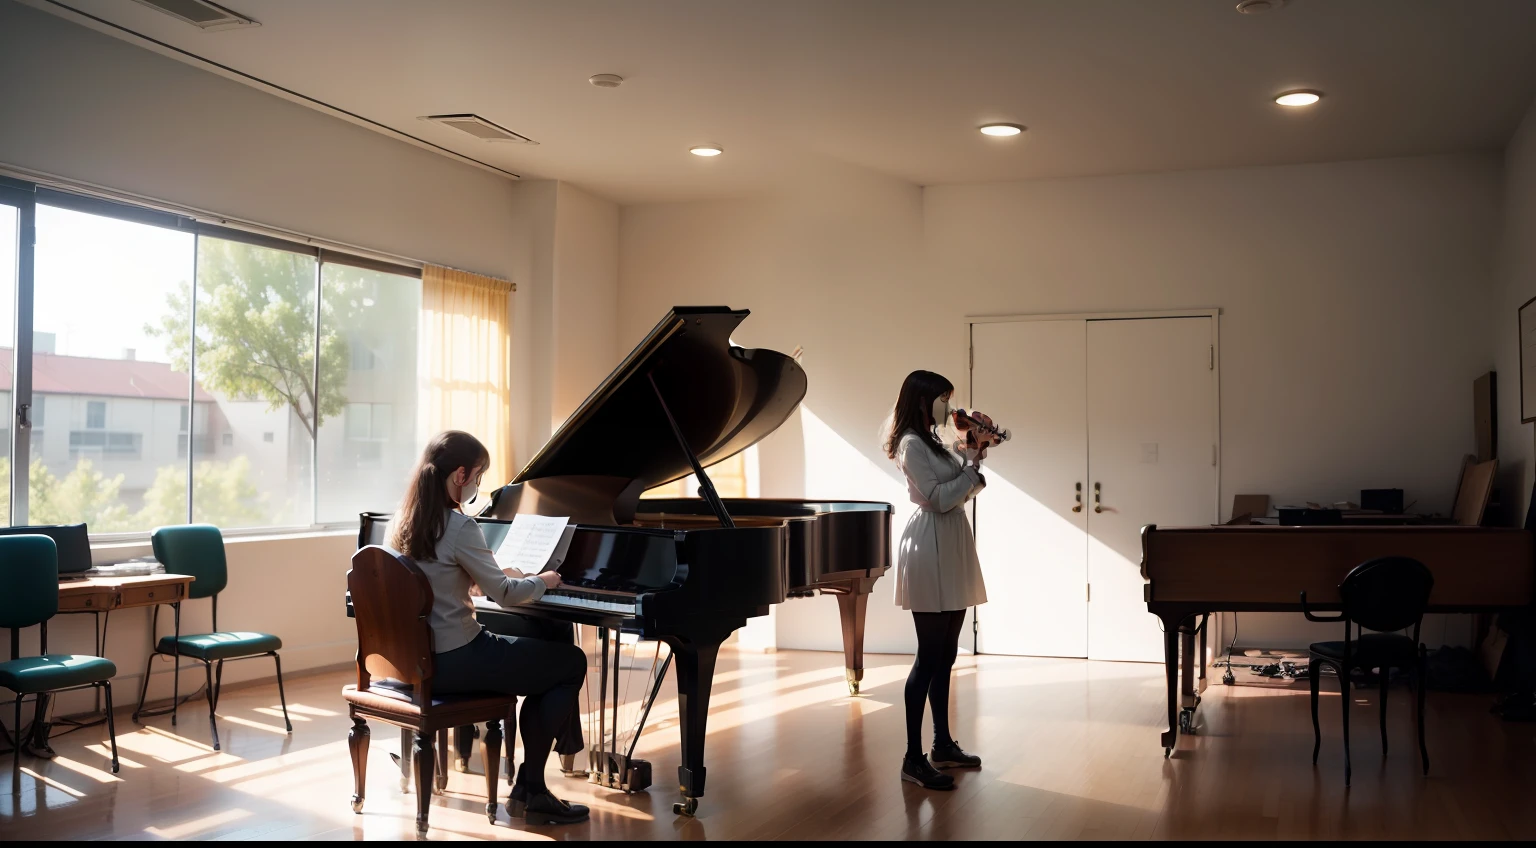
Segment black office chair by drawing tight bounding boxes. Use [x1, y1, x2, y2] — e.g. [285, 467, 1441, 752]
[1302, 556, 1434, 786]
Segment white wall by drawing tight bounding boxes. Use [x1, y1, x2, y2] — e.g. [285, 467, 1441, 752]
[1492, 95, 1536, 527]
[621, 154, 1503, 654]
[551, 183, 620, 429]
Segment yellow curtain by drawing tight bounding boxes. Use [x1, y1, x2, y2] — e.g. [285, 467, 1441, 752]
[422, 265, 515, 488]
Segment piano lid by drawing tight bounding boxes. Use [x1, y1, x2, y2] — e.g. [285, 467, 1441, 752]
[513, 307, 807, 490]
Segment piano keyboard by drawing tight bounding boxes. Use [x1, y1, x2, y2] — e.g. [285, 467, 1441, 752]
[472, 591, 639, 617]
[538, 589, 640, 616]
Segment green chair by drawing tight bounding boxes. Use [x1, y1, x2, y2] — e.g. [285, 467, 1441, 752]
[131, 525, 291, 751]
[1, 534, 119, 793]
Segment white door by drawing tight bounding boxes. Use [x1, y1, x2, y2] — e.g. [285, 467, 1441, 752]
[971, 320, 1089, 657]
[1085, 317, 1217, 662]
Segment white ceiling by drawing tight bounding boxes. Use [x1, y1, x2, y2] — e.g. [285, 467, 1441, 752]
[36, 0, 1536, 204]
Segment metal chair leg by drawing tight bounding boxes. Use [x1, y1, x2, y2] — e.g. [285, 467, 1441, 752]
[170, 602, 181, 727]
[202, 660, 220, 751]
[1309, 658, 1322, 764]
[271, 653, 292, 732]
[1416, 647, 1430, 775]
[1379, 666, 1389, 758]
[132, 651, 156, 722]
[102, 682, 120, 774]
[1340, 668, 1352, 786]
[11, 694, 22, 795]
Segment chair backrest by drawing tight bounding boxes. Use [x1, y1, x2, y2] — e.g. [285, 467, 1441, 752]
[1340, 556, 1434, 634]
[348, 545, 436, 702]
[151, 524, 228, 599]
[0, 524, 91, 574]
[0, 535, 60, 630]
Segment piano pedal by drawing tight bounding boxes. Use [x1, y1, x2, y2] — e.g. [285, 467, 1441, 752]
[1178, 708, 1195, 735]
[588, 753, 653, 793]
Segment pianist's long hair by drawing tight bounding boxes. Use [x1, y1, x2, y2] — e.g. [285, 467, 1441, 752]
[884, 369, 954, 460]
[391, 430, 491, 561]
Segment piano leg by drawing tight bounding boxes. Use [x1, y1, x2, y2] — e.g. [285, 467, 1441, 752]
[661, 635, 724, 817]
[835, 591, 870, 696]
[1160, 615, 1181, 755]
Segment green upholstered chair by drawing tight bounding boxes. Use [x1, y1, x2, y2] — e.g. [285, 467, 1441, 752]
[131, 525, 291, 751]
[0, 534, 119, 793]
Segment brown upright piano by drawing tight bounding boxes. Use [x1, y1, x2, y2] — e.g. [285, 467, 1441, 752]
[476, 305, 891, 815]
[1142, 523, 1533, 755]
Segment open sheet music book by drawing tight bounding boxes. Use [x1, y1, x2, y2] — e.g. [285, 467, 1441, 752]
[494, 514, 576, 574]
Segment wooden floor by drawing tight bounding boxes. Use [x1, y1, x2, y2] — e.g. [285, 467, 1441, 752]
[4, 647, 1536, 840]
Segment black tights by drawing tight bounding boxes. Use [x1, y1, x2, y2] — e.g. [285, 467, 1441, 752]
[905, 609, 967, 759]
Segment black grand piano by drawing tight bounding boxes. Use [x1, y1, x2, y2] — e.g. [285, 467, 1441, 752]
[355, 306, 890, 817]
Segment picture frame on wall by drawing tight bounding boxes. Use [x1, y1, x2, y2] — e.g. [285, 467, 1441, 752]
[1521, 295, 1536, 423]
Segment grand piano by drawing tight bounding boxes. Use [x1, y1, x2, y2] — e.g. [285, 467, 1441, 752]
[358, 306, 891, 816]
[1141, 523, 1533, 756]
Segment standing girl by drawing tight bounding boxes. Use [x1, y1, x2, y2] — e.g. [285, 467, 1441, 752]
[885, 370, 987, 791]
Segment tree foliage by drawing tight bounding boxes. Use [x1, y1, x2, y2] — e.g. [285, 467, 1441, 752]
[1, 456, 265, 532]
[145, 239, 373, 441]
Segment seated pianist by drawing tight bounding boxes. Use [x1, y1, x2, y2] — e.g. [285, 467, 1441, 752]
[381, 429, 590, 825]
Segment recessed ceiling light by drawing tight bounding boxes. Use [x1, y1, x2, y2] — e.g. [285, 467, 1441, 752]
[589, 74, 624, 88]
[690, 144, 723, 157]
[1274, 90, 1322, 107]
[1235, 0, 1287, 14]
[979, 123, 1025, 137]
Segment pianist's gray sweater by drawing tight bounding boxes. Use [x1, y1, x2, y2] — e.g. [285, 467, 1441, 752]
[392, 509, 548, 653]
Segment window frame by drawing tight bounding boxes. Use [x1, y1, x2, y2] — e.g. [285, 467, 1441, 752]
[4, 178, 425, 541]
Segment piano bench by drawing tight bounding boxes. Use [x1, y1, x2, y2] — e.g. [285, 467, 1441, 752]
[342, 684, 518, 833]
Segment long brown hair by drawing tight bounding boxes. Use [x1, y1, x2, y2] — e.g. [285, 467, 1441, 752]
[883, 370, 954, 460]
[390, 430, 490, 561]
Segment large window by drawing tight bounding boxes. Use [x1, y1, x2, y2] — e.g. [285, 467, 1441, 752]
[2, 183, 425, 536]
[316, 263, 420, 523]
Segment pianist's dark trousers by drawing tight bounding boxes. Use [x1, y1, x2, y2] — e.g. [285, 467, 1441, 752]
[433, 626, 585, 793]
[476, 612, 585, 755]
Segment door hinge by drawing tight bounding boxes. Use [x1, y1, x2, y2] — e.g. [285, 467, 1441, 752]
[969, 344, 974, 371]
[1212, 444, 1217, 466]
[1209, 345, 1214, 370]
[1086, 583, 1091, 602]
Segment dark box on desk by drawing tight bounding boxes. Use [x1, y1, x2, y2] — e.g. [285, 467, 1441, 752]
[1361, 488, 1404, 513]
[1277, 507, 1341, 526]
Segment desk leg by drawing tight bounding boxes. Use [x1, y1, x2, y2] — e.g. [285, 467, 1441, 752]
[1162, 623, 1178, 754]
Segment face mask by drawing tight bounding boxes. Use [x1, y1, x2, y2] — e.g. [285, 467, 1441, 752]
[454, 470, 481, 507]
[931, 396, 950, 427]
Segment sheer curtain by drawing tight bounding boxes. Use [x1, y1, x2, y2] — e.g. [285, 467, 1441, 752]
[421, 265, 515, 489]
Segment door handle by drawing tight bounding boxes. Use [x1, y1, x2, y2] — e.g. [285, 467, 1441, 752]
[1094, 482, 1103, 513]
[1073, 482, 1082, 513]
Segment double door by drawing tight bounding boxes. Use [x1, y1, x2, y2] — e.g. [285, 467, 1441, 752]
[971, 316, 1217, 662]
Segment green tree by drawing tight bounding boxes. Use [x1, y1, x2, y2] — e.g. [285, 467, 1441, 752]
[138, 456, 268, 529]
[5, 456, 137, 532]
[145, 239, 372, 442]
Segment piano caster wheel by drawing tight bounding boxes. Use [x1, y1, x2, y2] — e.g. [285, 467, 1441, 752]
[845, 669, 864, 697]
[674, 797, 699, 817]
[1164, 747, 1172, 759]
[350, 796, 364, 814]
[455, 757, 469, 773]
[434, 772, 447, 795]
[1222, 669, 1235, 686]
[1178, 709, 1194, 735]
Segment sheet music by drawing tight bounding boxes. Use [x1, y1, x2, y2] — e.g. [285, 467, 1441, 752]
[495, 514, 572, 573]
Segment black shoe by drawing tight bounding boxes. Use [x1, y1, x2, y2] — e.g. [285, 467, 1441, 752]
[523, 791, 590, 825]
[507, 782, 528, 819]
[901, 754, 955, 790]
[931, 739, 981, 769]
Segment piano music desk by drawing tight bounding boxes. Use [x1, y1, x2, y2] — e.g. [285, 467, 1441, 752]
[1141, 524, 1533, 755]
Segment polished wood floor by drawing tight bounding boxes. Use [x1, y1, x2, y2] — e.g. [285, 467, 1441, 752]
[4, 648, 1536, 840]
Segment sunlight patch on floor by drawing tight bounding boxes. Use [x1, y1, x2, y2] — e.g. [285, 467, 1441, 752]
[143, 807, 253, 839]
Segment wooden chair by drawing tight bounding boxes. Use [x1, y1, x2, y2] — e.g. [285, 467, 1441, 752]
[1302, 556, 1434, 786]
[344, 545, 519, 836]
[132, 525, 291, 751]
[1, 535, 119, 794]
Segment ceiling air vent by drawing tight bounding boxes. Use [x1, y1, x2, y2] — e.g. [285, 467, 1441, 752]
[421, 114, 539, 145]
[129, 0, 259, 31]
